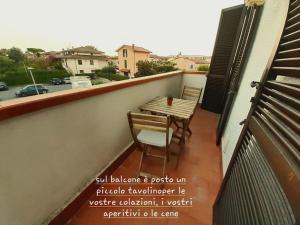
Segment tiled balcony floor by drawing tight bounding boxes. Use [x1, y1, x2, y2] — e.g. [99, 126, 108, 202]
[67, 107, 222, 225]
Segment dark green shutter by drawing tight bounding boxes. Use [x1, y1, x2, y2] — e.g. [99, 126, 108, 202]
[202, 5, 244, 113]
[216, 6, 261, 144]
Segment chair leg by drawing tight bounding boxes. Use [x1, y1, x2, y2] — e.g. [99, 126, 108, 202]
[144, 145, 149, 157]
[173, 119, 180, 129]
[137, 145, 146, 178]
[180, 119, 189, 144]
[166, 147, 170, 162]
[162, 147, 168, 178]
[187, 127, 192, 136]
[138, 145, 169, 181]
[160, 151, 168, 189]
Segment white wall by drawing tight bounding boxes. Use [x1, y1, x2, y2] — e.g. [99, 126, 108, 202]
[63, 58, 108, 75]
[0, 72, 182, 225]
[221, 0, 290, 175]
[181, 73, 207, 102]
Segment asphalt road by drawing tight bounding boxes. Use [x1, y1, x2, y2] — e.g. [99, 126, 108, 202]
[0, 84, 72, 101]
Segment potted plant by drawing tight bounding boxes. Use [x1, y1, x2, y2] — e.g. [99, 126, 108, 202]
[167, 95, 173, 106]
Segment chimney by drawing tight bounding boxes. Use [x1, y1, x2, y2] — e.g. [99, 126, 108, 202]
[132, 44, 135, 49]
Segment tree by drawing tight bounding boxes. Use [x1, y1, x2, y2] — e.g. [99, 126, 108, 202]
[95, 65, 117, 81]
[26, 48, 45, 54]
[135, 60, 155, 77]
[47, 55, 59, 64]
[26, 57, 50, 70]
[0, 48, 9, 56]
[108, 61, 116, 67]
[101, 65, 117, 74]
[26, 48, 45, 57]
[135, 59, 177, 77]
[8, 47, 24, 63]
[0, 56, 14, 73]
[152, 59, 177, 73]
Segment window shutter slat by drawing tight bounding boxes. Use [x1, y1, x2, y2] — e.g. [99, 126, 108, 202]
[280, 38, 300, 50]
[288, 4, 300, 18]
[261, 93, 300, 127]
[266, 80, 300, 98]
[283, 29, 300, 42]
[287, 12, 300, 26]
[278, 48, 300, 58]
[290, 0, 300, 11]
[263, 86, 300, 109]
[259, 99, 300, 134]
[271, 66, 300, 77]
[214, 1, 300, 224]
[274, 57, 300, 67]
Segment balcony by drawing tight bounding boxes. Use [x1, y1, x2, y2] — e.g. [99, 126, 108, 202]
[0, 70, 216, 225]
[67, 106, 222, 225]
[1, 1, 299, 224]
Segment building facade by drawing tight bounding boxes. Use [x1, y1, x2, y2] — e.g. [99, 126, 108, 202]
[169, 54, 211, 71]
[116, 44, 151, 77]
[149, 54, 167, 62]
[58, 46, 109, 75]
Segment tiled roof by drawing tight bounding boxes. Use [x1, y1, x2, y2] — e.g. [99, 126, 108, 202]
[150, 54, 166, 59]
[119, 68, 130, 72]
[42, 51, 59, 55]
[56, 55, 108, 60]
[64, 46, 104, 54]
[116, 44, 151, 53]
[171, 56, 211, 64]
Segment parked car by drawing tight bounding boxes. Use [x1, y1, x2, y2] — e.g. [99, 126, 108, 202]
[0, 82, 8, 91]
[50, 78, 63, 85]
[63, 77, 71, 84]
[15, 84, 48, 97]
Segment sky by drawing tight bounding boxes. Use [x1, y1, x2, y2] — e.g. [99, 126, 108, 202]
[0, 0, 243, 56]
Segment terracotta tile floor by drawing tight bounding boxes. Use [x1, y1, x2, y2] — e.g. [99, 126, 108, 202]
[68, 107, 222, 225]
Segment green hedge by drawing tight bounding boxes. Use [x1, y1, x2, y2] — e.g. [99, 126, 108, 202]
[75, 73, 97, 79]
[97, 73, 128, 81]
[0, 69, 69, 86]
[197, 65, 209, 71]
[92, 80, 104, 85]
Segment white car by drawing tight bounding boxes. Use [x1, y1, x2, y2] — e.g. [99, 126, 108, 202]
[70, 76, 92, 89]
[63, 77, 71, 84]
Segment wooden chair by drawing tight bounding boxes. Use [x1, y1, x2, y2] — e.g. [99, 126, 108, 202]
[181, 85, 203, 101]
[127, 112, 173, 179]
[173, 85, 202, 136]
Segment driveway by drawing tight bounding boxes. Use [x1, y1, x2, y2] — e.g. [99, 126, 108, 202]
[0, 84, 72, 101]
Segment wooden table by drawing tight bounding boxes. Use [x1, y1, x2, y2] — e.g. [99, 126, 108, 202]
[139, 96, 197, 144]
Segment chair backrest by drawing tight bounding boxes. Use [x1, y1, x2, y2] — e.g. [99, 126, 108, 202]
[127, 112, 170, 146]
[181, 85, 203, 102]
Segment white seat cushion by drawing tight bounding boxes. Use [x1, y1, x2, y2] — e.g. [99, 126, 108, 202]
[137, 128, 173, 147]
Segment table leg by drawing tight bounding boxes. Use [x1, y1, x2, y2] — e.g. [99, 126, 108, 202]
[180, 119, 189, 144]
